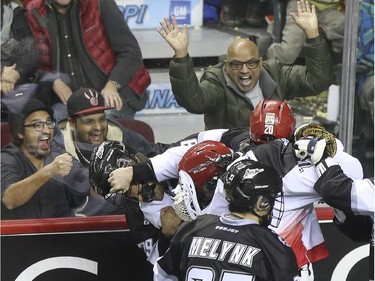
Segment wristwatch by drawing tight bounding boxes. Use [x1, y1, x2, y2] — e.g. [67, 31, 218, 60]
[109, 80, 121, 90]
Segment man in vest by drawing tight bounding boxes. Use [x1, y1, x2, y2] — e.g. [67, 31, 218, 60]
[25, 0, 150, 120]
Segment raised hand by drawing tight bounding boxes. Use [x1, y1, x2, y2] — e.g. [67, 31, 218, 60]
[157, 16, 189, 58]
[1, 64, 20, 94]
[290, 0, 319, 39]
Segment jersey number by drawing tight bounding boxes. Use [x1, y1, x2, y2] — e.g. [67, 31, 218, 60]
[186, 266, 254, 281]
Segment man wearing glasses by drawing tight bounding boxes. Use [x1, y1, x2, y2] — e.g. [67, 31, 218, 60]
[158, 0, 333, 129]
[1, 98, 89, 219]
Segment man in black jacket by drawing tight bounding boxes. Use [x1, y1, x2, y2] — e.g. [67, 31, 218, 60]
[1, 98, 89, 219]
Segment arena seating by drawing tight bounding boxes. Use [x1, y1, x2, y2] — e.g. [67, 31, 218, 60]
[1, 122, 12, 148]
[116, 119, 155, 144]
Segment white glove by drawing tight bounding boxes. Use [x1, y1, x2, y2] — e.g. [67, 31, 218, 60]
[294, 136, 327, 164]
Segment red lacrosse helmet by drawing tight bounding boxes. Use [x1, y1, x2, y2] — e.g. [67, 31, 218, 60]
[178, 140, 232, 193]
[250, 100, 296, 143]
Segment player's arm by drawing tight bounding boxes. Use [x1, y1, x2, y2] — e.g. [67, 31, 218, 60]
[294, 135, 374, 216]
[109, 145, 190, 193]
[315, 161, 374, 216]
[109, 160, 155, 193]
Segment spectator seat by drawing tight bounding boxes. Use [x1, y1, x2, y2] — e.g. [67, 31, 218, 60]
[116, 119, 155, 144]
[1, 122, 13, 148]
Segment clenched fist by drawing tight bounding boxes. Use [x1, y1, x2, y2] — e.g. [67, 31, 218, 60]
[44, 153, 73, 177]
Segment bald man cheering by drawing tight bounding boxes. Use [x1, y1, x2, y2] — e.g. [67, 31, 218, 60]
[158, 0, 333, 130]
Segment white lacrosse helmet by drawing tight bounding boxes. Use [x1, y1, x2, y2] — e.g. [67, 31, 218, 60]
[172, 170, 203, 222]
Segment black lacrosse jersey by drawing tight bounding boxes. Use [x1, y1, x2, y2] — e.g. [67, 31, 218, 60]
[123, 199, 159, 258]
[154, 214, 299, 281]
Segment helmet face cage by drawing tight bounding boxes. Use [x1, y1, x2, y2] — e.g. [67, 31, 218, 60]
[269, 191, 284, 228]
[224, 159, 284, 227]
[172, 170, 202, 221]
[178, 140, 232, 193]
[89, 140, 141, 208]
[250, 100, 296, 143]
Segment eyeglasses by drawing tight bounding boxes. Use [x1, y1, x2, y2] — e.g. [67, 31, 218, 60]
[227, 59, 260, 70]
[24, 120, 56, 132]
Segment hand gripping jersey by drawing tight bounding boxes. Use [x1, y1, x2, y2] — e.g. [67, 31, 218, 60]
[154, 214, 299, 281]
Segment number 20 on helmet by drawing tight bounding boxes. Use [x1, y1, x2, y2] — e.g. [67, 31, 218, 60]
[250, 100, 296, 143]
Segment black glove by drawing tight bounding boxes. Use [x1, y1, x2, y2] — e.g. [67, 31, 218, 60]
[213, 150, 235, 168]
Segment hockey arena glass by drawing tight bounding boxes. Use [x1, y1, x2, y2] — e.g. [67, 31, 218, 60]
[24, 120, 56, 132]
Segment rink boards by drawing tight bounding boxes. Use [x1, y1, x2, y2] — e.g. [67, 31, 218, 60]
[1, 209, 370, 281]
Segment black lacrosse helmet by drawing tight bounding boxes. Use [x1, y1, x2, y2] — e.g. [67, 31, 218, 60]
[89, 140, 142, 199]
[224, 159, 284, 227]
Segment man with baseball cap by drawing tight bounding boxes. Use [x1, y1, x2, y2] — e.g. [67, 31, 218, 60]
[53, 87, 157, 215]
[1, 98, 89, 219]
[57, 87, 156, 159]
